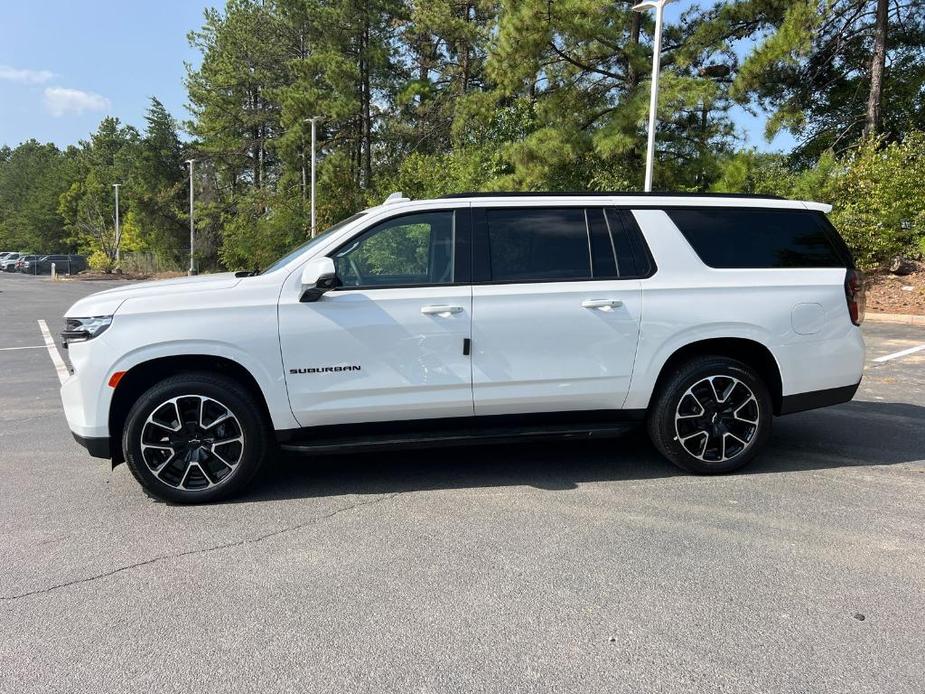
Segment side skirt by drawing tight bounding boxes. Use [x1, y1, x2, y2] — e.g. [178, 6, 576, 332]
[276, 410, 646, 455]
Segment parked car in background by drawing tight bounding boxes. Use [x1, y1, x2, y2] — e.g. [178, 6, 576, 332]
[35, 254, 87, 275]
[17, 255, 42, 273]
[0, 253, 23, 271]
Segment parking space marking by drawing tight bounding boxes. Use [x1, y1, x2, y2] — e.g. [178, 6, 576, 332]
[0, 345, 46, 351]
[873, 344, 925, 363]
[37, 319, 69, 385]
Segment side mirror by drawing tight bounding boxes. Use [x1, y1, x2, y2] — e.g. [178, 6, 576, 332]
[299, 257, 339, 303]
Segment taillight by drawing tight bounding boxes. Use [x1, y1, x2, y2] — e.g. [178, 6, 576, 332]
[845, 269, 865, 326]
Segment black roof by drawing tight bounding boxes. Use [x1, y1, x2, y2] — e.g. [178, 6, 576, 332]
[438, 191, 785, 200]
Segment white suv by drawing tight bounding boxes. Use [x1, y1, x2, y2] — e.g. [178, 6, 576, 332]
[60, 193, 865, 503]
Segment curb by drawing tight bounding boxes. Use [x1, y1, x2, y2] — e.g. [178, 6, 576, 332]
[865, 311, 925, 326]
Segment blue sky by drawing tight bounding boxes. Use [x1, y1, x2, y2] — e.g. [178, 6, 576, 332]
[0, 0, 210, 148]
[0, 0, 794, 152]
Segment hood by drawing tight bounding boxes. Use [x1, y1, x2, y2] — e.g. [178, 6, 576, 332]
[64, 272, 242, 317]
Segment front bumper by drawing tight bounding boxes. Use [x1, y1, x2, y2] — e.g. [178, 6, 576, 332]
[60, 337, 116, 444]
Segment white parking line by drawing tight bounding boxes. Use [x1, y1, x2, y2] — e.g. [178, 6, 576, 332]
[37, 319, 69, 385]
[873, 344, 925, 363]
[0, 345, 46, 351]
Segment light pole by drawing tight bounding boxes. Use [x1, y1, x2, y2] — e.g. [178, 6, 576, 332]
[112, 183, 121, 264]
[186, 159, 196, 276]
[633, 0, 674, 192]
[304, 117, 320, 237]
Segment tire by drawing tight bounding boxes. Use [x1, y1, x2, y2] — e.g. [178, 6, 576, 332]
[122, 372, 269, 503]
[647, 356, 772, 475]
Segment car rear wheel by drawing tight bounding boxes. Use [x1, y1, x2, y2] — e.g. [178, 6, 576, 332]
[123, 372, 268, 503]
[647, 356, 772, 474]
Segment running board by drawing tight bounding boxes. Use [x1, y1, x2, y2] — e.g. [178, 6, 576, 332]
[278, 420, 640, 455]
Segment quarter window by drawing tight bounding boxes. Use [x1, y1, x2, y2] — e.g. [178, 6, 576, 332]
[667, 208, 847, 269]
[333, 211, 456, 287]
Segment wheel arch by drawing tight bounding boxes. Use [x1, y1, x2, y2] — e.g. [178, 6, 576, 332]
[108, 355, 273, 465]
[649, 338, 784, 415]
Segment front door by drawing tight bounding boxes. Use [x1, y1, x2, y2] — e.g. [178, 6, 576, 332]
[278, 208, 473, 427]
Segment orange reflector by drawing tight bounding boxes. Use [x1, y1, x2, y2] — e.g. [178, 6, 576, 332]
[108, 371, 126, 388]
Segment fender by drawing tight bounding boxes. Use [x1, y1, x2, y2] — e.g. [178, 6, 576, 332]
[624, 322, 784, 410]
[97, 339, 300, 435]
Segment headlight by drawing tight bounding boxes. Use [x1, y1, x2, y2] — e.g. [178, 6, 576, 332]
[62, 316, 112, 345]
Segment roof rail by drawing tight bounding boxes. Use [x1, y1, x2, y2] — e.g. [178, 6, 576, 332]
[438, 191, 785, 200]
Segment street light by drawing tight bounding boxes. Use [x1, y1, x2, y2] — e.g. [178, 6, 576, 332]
[112, 183, 121, 264]
[304, 117, 320, 237]
[186, 159, 196, 276]
[633, 0, 675, 192]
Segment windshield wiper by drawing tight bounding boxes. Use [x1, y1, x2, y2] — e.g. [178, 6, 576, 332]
[235, 265, 260, 278]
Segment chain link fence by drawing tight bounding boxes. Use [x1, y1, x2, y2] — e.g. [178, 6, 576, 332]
[117, 252, 180, 276]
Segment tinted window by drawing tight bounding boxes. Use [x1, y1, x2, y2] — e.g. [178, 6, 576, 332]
[667, 208, 846, 269]
[586, 209, 618, 278]
[333, 211, 455, 287]
[486, 208, 591, 282]
[606, 209, 651, 277]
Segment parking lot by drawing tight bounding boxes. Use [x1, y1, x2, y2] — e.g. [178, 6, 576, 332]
[0, 271, 923, 693]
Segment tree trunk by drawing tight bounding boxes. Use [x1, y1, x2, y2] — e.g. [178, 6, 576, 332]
[625, 11, 643, 177]
[627, 12, 641, 89]
[863, 0, 888, 137]
[460, 2, 472, 95]
[360, 1, 373, 190]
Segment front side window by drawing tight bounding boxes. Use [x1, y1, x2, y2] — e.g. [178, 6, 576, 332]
[485, 208, 591, 282]
[333, 211, 456, 287]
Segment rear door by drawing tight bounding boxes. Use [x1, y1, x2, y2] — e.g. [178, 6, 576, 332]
[471, 206, 646, 416]
[278, 207, 474, 427]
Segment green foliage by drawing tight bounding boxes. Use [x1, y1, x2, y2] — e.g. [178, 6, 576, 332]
[714, 138, 925, 270]
[339, 223, 431, 279]
[219, 190, 311, 271]
[0, 140, 75, 252]
[58, 118, 139, 264]
[827, 135, 925, 269]
[127, 98, 189, 266]
[87, 249, 114, 273]
[3, 0, 925, 276]
[703, 0, 925, 161]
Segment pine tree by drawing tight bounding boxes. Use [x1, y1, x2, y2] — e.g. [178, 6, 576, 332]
[694, 0, 925, 160]
[128, 98, 190, 265]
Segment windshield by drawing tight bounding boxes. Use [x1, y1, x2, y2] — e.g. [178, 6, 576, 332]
[259, 212, 368, 275]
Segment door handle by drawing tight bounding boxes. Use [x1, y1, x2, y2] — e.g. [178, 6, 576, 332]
[581, 299, 623, 309]
[421, 305, 464, 316]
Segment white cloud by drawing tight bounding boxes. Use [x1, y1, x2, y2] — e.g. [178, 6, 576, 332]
[0, 65, 54, 84]
[43, 87, 111, 117]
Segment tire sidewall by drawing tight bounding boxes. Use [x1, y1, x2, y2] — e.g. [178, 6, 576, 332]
[123, 374, 267, 503]
[651, 358, 772, 474]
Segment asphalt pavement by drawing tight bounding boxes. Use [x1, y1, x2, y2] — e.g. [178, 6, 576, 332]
[1, 271, 923, 693]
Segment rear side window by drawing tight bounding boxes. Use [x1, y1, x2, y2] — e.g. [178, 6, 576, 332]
[667, 208, 848, 269]
[485, 208, 591, 282]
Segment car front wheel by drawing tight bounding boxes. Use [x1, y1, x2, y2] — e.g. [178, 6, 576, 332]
[123, 372, 268, 503]
[647, 356, 772, 474]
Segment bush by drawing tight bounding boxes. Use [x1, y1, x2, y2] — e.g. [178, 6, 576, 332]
[87, 249, 113, 273]
[827, 135, 925, 270]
